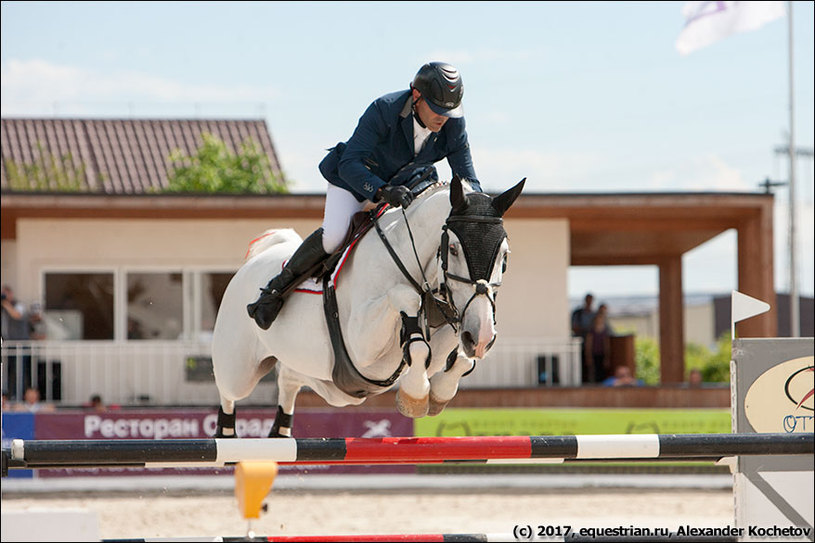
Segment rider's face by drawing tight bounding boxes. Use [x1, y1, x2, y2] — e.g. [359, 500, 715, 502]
[412, 90, 449, 133]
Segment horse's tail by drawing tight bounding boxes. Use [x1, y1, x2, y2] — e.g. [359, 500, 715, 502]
[245, 228, 302, 261]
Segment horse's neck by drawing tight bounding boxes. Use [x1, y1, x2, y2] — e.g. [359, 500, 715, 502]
[379, 189, 450, 285]
[340, 189, 449, 300]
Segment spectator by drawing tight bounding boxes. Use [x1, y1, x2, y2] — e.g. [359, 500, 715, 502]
[687, 368, 704, 388]
[89, 394, 106, 412]
[584, 308, 612, 383]
[603, 365, 644, 387]
[2, 284, 33, 400]
[15, 386, 54, 413]
[571, 293, 596, 383]
[1, 284, 30, 340]
[596, 303, 614, 334]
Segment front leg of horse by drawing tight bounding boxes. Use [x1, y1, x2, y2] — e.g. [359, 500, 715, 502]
[428, 351, 475, 416]
[395, 313, 432, 418]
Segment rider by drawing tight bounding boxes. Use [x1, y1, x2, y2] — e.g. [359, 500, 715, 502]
[247, 61, 482, 330]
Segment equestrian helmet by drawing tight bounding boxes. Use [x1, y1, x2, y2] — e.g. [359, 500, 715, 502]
[411, 62, 464, 118]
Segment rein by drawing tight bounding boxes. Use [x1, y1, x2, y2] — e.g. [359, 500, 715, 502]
[373, 202, 505, 335]
[374, 208, 458, 336]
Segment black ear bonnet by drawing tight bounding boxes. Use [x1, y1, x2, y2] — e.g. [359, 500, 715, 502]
[442, 192, 507, 281]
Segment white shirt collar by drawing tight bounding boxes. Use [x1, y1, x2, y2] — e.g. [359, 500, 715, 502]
[412, 115, 432, 155]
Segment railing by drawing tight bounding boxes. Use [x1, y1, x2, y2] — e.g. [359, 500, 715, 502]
[465, 337, 582, 388]
[1, 337, 581, 407]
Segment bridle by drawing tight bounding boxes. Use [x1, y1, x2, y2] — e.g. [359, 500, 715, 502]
[438, 214, 505, 330]
[374, 202, 507, 336]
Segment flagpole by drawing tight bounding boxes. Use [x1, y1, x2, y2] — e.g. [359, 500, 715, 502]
[787, 1, 799, 337]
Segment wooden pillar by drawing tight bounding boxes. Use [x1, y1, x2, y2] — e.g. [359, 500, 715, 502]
[659, 255, 685, 384]
[737, 204, 777, 337]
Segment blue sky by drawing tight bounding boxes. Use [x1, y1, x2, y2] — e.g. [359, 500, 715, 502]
[2, 1, 813, 301]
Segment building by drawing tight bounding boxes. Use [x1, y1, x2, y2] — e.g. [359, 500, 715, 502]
[1, 117, 777, 405]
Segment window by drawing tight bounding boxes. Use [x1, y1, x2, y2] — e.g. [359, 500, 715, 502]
[42, 269, 234, 341]
[200, 272, 233, 334]
[44, 272, 114, 340]
[127, 272, 183, 340]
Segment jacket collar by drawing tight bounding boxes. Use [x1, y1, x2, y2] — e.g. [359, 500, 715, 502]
[400, 93, 413, 148]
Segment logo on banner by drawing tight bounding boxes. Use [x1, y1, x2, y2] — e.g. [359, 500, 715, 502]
[744, 356, 814, 433]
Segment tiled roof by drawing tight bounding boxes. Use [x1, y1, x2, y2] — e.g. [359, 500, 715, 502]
[0, 118, 285, 193]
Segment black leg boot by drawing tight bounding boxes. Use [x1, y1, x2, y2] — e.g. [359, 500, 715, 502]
[247, 228, 328, 329]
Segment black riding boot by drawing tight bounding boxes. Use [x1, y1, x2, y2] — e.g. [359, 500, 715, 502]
[247, 228, 329, 330]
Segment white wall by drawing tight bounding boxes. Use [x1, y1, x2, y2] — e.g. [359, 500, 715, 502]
[501, 218, 570, 338]
[12, 216, 572, 343]
[1, 239, 18, 290]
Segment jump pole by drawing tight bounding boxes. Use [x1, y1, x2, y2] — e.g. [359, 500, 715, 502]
[3, 432, 812, 471]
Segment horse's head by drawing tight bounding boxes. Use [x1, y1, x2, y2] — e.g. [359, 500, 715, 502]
[440, 176, 525, 359]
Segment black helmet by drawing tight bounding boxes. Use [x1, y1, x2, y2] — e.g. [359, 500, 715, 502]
[411, 62, 464, 118]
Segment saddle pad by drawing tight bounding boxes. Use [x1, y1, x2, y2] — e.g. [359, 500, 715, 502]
[292, 206, 386, 294]
[292, 241, 355, 294]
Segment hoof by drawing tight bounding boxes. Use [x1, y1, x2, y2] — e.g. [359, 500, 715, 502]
[396, 389, 429, 418]
[268, 432, 291, 438]
[427, 394, 450, 416]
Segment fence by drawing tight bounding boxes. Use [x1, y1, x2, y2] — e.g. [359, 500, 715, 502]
[1, 337, 581, 407]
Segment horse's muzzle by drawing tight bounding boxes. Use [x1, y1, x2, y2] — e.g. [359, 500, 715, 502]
[461, 330, 495, 359]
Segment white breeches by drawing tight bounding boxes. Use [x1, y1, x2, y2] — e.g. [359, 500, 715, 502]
[322, 183, 374, 253]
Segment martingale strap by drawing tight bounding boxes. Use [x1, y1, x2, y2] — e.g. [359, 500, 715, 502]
[374, 218, 424, 294]
[323, 275, 406, 399]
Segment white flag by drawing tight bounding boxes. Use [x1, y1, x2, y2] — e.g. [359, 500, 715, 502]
[731, 290, 771, 339]
[676, 1, 786, 56]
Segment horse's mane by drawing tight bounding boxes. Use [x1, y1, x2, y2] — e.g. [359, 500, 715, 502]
[414, 177, 475, 202]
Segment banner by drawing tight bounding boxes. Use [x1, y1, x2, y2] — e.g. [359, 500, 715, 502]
[14, 408, 413, 478]
[676, 1, 785, 56]
[415, 408, 731, 437]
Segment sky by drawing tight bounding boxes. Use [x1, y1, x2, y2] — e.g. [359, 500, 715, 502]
[2, 1, 813, 303]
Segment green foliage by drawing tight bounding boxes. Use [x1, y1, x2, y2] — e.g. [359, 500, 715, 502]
[635, 333, 732, 386]
[4, 142, 91, 191]
[164, 133, 288, 194]
[634, 336, 662, 385]
[685, 332, 731, 383]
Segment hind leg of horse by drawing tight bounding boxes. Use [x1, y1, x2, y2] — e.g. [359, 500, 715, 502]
[214, 356, 277, 438]
[215, 397, 237, 438]
[428, 351, 475, 416]
[269, 364, 304, 437]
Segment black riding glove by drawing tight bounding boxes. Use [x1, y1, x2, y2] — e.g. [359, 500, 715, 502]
[376, 185, 414, 208]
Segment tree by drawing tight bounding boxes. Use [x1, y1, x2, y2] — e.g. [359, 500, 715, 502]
[4, 142, 94, 191]
[634, 336, 661, 385]
[685, 332, 731, 383]
[165, 132, 288, 194]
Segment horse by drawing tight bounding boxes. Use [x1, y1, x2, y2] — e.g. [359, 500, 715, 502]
[211, 176, 525, 437]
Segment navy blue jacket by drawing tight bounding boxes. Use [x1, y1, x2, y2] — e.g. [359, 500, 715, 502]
[319, 90, 480, 202]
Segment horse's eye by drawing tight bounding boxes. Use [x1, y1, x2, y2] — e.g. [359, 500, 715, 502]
[449, 244, 459, 257]
[502, 253, 509, 273]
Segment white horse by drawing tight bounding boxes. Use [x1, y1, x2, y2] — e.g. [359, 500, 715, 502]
[211, 177, 525, 437]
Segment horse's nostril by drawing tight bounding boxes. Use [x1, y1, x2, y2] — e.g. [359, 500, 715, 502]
[461, 331, 475, 347]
